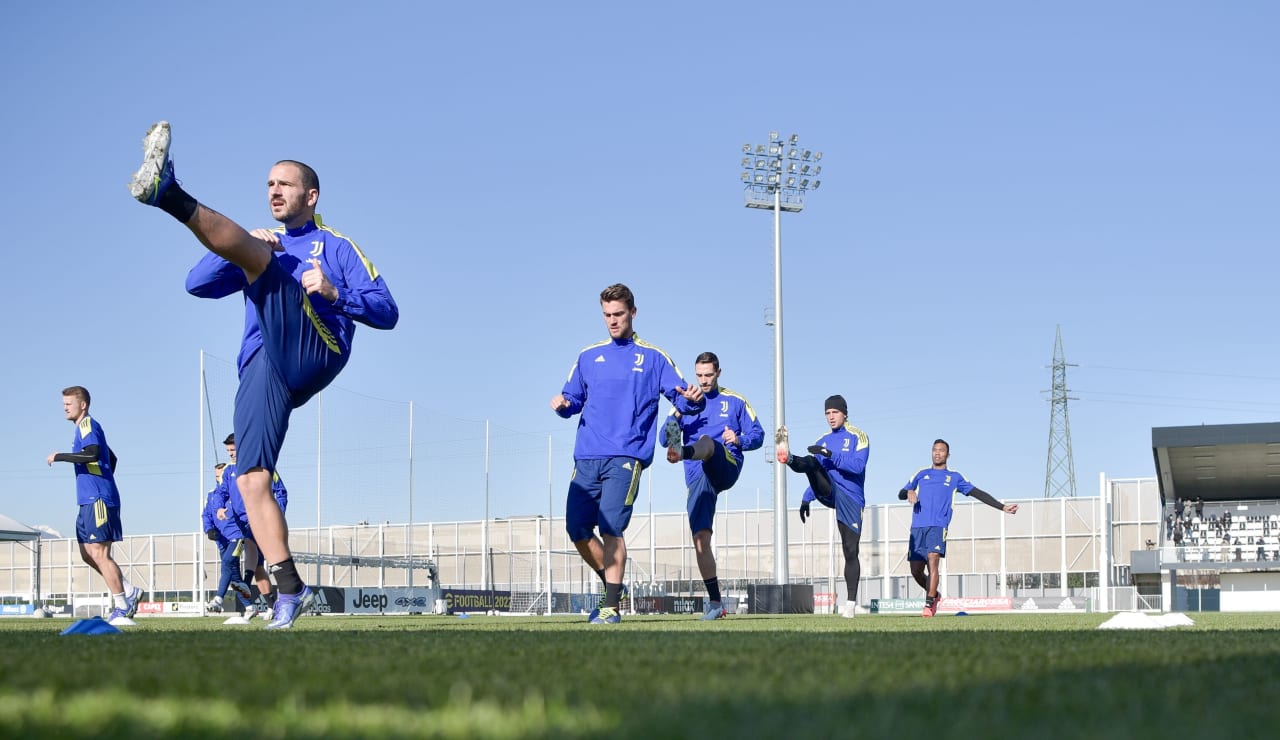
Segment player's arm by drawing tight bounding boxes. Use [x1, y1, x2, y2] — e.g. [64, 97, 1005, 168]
[898, 470, 925, 502]
[50, 444, 102, 465]
[185, 252, 248, 298]
[735, 401, 765, 451]
[968, 486, 1018, 514]
[660, 359, 704, 415]
[329, 243, 400, 330]
[552, 361, 586, 418]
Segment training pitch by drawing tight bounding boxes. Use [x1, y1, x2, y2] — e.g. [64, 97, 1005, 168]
[0, 611, 1276, 739]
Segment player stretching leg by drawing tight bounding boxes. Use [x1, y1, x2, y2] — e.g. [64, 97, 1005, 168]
[130, 122, 399, 629]
[661, 352, 763, 620]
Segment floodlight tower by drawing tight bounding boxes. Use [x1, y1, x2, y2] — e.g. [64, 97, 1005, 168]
[1044, 325, 1078, 498]
[740, 132, 823, 584]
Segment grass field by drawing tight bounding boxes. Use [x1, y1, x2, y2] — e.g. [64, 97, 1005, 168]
[0, 611, 1276, 739]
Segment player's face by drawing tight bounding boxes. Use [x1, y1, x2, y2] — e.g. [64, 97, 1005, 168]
[694, 362, 720, 393]
[932, 442, 949, 467]
[61, 395, 85, 422]
[267, 163, 318, 228]
[825, 409, 846, 430]
[601, 300, 635, 340]
[225, 443, 237, 464]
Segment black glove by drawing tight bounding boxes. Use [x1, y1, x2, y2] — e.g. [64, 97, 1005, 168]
[206, 529, 218, 541]
[807, 445, 831, 457]
[799, 501, 810, 523]
[898, 489, 910, 501]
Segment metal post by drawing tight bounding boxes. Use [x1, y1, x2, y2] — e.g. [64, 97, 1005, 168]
[408, 401, 414, 593]
[741, 133, 823, 586]
[315, 392, 323, 584]
[482, 420, 490, 590]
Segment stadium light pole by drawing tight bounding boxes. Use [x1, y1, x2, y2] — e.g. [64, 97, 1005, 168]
[740, 132, 823, 586]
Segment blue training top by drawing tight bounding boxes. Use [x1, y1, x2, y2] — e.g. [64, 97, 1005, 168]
[556, 333, 704, 467]
[185, 216, 399, 377]
[903, 467, 975, 529]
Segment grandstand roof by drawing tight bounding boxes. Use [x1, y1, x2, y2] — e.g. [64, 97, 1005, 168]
[1152, 422, 1280, 504]
[0, 513, 40, 542]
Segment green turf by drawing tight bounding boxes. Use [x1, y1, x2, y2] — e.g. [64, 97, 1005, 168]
[0, 611, 1276, 739]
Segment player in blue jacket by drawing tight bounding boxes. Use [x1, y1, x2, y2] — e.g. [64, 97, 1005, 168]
[47, 386, 142, 622]
[212, 434, 289, 619]
[131, 121, 398, 629]
[202, 462, 254, 613]
[781, 395, 869, 618]
[659, 352, 763, 620]
[899, 439, 1018, 617]
[551, 284, 705, 624]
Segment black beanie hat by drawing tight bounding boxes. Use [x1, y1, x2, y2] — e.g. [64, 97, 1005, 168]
[824, 395, 848, 415]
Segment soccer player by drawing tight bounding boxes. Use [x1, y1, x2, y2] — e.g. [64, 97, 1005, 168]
[780, 395, 869, 619]
[47, 386, 142, 622]
[550, 284, 705, 625]
[659, 352, 763, 620]
[202, 462, 253, 613]
[130, 121, 399, 629]
[899, 439, 1018, 617]
[212, 433, 289, 619]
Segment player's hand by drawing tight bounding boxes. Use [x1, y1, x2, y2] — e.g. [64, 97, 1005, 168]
[206, 529, 219, 541]
[46, 453, 55, 466]
[301, 259, 338, 301]
[722, 426, 738, 446]
[1005, 503, 1019, 515]
[907, 490, 919, 505]
[250, 228, 283, 251]
[806, 445, 831, 458]
[550, 394, 570, 412]
[216, 507, 229, 521]
[679, 384, 704, 403]
[799, 501, 810, 523]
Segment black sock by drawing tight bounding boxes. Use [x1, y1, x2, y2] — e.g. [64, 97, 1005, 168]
[269, 558, 302, 595]
[604, 582, 622, 609]
[242, 571, 255, 585]
[157, 183, 199, 223]
[594, 568, 607, 585]
[681, 445, 694, 460]
[705, 577, 721, 602]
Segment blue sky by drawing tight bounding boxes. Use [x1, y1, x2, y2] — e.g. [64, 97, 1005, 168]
[2, 2, 1277, 537]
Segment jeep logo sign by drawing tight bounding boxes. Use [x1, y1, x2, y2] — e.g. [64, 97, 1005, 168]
[350, 589, 389, 612]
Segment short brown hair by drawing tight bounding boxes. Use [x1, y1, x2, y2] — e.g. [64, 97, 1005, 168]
[275, 159, 320, 192]
[61, 386, 90, 408]
[599, 283, 635, 310]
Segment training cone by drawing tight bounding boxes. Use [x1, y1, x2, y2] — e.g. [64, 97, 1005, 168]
[60, 616, 123, 636]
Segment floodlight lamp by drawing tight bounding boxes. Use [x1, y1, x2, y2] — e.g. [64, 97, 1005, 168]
[786, 176, 796, 187]
[812, 180, 821, 189]
[754, 174, 765, 183]
[741, 172, 750, 181]
[769, 131, 779, 141]
[801, 164, 811, 174]
[772, 160, 782, 170]
[741, 157, 751, 167]
[768, 174, 779, 184]
[789, 134, 799, 144]
[802, 150, 812, 159]
[755, 145, 765, 154]
[768, 145, 780, 155]
[788, 148, 798, 158]
[814, 152, 823, 161]
[800, 178, 809, 188]
[756, 159, 766, 169]
[743, 144, 751, 153]
[787, 163, 797, 173]
[814, 165, 822, 175]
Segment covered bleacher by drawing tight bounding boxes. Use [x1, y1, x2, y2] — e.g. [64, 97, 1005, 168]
[1147, 423, 1280, 610]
